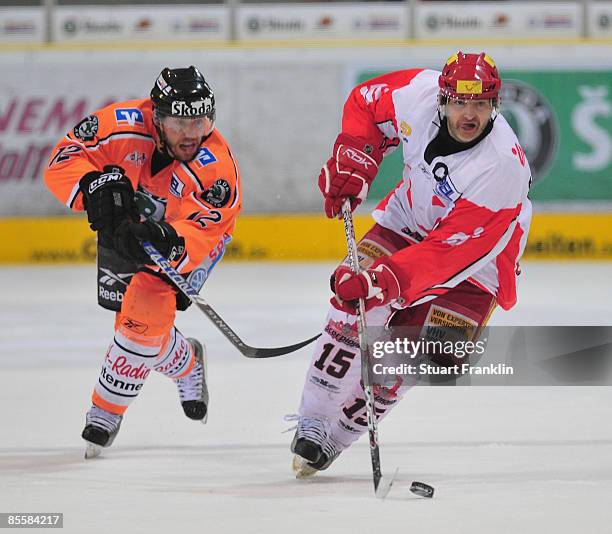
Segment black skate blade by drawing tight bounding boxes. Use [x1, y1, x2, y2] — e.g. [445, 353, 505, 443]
[84, 442, 102, 460]
[410, 480, 435, 498]
[375, 468, 399, 499]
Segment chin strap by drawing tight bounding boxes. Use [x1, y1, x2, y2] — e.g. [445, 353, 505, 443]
[153, 121, 171, 159]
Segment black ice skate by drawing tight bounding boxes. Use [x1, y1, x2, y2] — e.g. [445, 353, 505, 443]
[174, 338, 209, 423]
[82, 405, 123, 459]
[290, 416, 341, 478]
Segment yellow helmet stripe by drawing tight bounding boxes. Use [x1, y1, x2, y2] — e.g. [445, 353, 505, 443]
[483, 54, 496, 68]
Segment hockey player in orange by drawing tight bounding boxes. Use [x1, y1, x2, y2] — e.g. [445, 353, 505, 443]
[45, 66, 241, 458]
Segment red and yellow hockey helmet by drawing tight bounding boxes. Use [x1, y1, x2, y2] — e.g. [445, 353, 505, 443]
[438, 52, 501, 101]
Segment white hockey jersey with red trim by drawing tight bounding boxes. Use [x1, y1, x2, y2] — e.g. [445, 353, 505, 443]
[343, 69, 532, 310]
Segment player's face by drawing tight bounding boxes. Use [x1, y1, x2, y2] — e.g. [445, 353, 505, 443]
[157, 115, 214, 162]
[445, 98, 493, 143]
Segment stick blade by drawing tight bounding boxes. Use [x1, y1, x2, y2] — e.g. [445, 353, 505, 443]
[242, 334, 321, 358]
[375, 468, 399, 499]
[193, 299, 320, 358]
[410, 480, 435, 498]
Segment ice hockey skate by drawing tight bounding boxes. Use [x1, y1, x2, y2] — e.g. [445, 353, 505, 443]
[290, 416, 341, 478]
[82, 405, 123, 459]
[174, 338, 209, 423]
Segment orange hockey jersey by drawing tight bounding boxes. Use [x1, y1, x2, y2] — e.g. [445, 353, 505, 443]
[45, 98, 242, 275]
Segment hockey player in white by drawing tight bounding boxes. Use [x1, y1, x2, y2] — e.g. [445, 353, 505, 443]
[291, 52, 532, 477]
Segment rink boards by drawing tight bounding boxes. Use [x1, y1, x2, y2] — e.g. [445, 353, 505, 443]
[1, 212, 611, 264]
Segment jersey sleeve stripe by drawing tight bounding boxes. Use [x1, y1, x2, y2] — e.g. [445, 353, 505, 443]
[410, 217, 518, 303]
[84, 132, 155, 151]
[226, 146, 240, 209]
[189, 191, 210, 211]
[181, 163, 205, 191]
[230, 173, 240, 209]
[176, 252, 190, 273]
[67, 182, 81, 208]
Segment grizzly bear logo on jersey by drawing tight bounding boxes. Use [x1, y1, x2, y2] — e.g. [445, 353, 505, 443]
[73, 115, 99, 142]
[201, 179, 231, 208]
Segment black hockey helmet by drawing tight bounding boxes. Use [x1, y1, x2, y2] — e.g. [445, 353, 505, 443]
[150, 66, 215, 123]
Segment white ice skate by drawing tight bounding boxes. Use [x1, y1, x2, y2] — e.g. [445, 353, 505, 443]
[289, 415, 341, 478]
[82, 405, 123, 459]
[174, 338, 209, 424]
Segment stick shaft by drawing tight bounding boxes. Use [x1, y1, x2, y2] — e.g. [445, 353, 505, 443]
[142, 241, 319, 358]
[340, 202, 383, 491]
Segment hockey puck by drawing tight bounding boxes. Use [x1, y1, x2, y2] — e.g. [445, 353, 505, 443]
[409, 481, 434, 498]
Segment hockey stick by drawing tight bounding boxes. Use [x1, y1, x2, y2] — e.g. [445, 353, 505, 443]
[341, 201, 398, 499]
[142, 241, 320, 358]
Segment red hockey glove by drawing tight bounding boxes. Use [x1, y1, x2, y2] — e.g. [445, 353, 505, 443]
[318, 133, 382, 219]
[330, 259, 402, 312]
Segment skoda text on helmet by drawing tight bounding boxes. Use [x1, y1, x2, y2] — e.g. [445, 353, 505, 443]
[150, 66, 216, 161]
[437, 52, 501, 121]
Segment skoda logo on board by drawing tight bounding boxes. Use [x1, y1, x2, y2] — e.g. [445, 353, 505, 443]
[500, 79, 559, 184]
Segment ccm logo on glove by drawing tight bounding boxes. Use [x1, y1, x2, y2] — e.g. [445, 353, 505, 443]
[87, 172, 124, 194]
[78, 165, 137, 246]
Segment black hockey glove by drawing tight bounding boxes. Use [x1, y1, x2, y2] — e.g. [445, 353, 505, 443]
[79, 165, 137, 239]
[114, 219, 185, 264]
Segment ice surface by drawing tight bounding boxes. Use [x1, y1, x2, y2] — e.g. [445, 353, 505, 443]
[1, 262, 611, 533]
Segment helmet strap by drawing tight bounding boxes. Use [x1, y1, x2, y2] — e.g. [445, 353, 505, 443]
[152, 107, 171, 158]
[153, 123, 171, 158]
